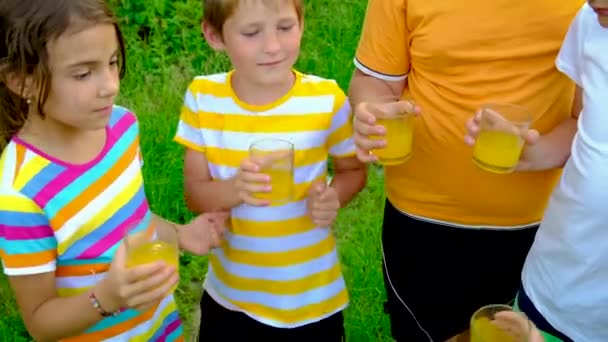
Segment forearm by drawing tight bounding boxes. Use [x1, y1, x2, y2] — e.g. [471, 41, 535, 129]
[27, 281, 112, 342]
[536, 117, 578, 170]
[330, 165, 367, 208]
[184, 178, 240, 213]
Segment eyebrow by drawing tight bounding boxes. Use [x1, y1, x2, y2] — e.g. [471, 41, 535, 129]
[66, 50, 119, 69]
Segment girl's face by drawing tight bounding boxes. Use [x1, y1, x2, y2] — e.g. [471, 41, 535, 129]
[35, 23, 120, 133]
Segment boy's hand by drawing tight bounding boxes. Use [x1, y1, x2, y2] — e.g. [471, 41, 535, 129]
[178, 211, 230, 255]
[96, 243, 178, 313]
[464, 110, 542, 171]
[306, 180, 340, 227]
[232, 157, 271, 206]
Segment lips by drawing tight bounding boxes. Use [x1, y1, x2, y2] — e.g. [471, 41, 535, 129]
[258, 59, 284, 66]
[593, 7, 608, 15]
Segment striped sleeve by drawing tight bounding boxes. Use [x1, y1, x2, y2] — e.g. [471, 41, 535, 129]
[0, 188, 57, 275]
[327, 91, 356, 157]
[174, 81, 206, 153]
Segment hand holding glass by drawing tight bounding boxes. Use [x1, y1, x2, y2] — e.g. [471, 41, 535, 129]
[367, 97, 416, 165]
[471, 304, 532, 342]
[249, 139, 295, 205]
[472, 103, 531, 173]
[124, 220, 179, 293]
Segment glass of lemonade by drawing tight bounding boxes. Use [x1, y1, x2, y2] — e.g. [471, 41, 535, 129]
[368, 96, 417, 165]
[124, 219, 180, 293]
[249, 138, 295, 205]
[472, 103, 532, 173]
[471, 304, 532, 342]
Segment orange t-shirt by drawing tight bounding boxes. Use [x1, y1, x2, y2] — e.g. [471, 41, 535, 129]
[355, 0, 584, 226]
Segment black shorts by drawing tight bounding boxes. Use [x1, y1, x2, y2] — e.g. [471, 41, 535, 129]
[198, 291, 345, 341]
[381, 200, 538, 341]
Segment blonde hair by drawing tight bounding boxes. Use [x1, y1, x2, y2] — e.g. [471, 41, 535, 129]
[203, 0, 303, 33]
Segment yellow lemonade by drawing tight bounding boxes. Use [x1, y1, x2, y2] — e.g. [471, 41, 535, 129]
[127, 241, 179, 293]
[472, 130, 523, 173]
[471, 317, 516, 342]
[373, 115, 414, 165]
[254, 167, 294, 205]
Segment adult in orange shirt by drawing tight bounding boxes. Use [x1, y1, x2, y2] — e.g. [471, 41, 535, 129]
[349, 1, 584, 341]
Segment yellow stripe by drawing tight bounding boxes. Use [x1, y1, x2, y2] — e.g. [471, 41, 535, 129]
[58, 175, 142, 253]
[179, 105, 200, 127]
[181, 107, 333, 133]
[222, 234, 336, 267]
[173, 136, 206, 153]
[0, 193, 43, 213]
[205, 146, 327, 169]
[13, 157, 50, 191]
[57, 286, 89, 297]
[231, 215, 317, 237]
[131, 298, 179, 341]
[189, 78, 232, 98]
[327, 121, 354, 149]
[229, 289, 348, 325]
[210, 255, 342, 295]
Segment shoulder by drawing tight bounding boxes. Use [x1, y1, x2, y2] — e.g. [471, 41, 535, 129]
[109, 105, 138, 127]
[188, 72, 230, 93]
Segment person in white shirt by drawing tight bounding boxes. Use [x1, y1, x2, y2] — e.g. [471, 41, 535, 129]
[468, 1, 608, 341]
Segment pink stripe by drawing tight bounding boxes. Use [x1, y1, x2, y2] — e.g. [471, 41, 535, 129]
[0, 225, 53, 240]
[78, 201, 149, 258]
[112, 112, 136, 139]
[158, 318, 181, 342]
[33, 169, 85, 206]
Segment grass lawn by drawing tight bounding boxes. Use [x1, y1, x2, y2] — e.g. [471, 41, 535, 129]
[0, 0, 394, 340]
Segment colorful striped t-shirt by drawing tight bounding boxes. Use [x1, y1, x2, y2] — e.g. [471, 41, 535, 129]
[174, 70, 356, 328]
[0, 106, 183, 341]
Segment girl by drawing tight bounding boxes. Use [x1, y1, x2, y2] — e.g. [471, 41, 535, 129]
[0, 1, 227, 341]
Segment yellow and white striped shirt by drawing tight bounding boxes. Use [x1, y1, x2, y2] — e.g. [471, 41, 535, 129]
[174, 70, 356, 328]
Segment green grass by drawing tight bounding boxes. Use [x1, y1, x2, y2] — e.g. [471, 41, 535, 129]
[0, 0, 394, 340]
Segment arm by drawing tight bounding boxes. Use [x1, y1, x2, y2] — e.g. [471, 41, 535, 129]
[183, 148, 240, 213]
[348, 69, 407, 108]
[522, 85, 582, 171]
[8, 274, 117, 342]
[538, 85, 582, 167]
[330, 156, 367, 208]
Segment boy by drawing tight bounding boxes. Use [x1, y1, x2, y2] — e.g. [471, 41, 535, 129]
[465, 1, 607, 340]
[518, 1, 608, 341]
[174, 0, 366, 340]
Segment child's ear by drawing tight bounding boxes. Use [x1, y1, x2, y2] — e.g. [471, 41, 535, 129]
[5, 73, 35, 101]
[201, 21, 225, 51]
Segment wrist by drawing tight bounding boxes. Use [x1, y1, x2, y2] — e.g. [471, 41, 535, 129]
[92, 278, 121, 314]
[227, 176, 243, 206]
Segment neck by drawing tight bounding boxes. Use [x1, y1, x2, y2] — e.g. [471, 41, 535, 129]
[19, 113, 106, 164]
[231, 70, 296, 106]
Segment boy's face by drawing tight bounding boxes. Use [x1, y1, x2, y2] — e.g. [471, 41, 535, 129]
[214, 0, 302, 86]
[588, 0, 608, 27]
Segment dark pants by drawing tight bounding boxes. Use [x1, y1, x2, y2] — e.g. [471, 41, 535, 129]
[381, 200, 538, 341]
[198, 291, 345, 341]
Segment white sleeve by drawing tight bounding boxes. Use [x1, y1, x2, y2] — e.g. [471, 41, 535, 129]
[556, 4, 590, 86]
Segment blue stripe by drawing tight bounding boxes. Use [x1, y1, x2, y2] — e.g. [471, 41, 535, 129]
[149, 311, 180, 342]
[109, 106, 129, 127]
[61, 187, 147, 259]
[45, 125, 138, 218]
[0, 211, 48, 227]
[19, 163, 66, 200]
[56, 258, 111, 266]
[86, 308, 140, 333]
[1, 236, 57, 254]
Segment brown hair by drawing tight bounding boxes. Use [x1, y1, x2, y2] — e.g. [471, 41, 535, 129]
[203, 0, 304, 34]
[0, 0, 126, 151]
